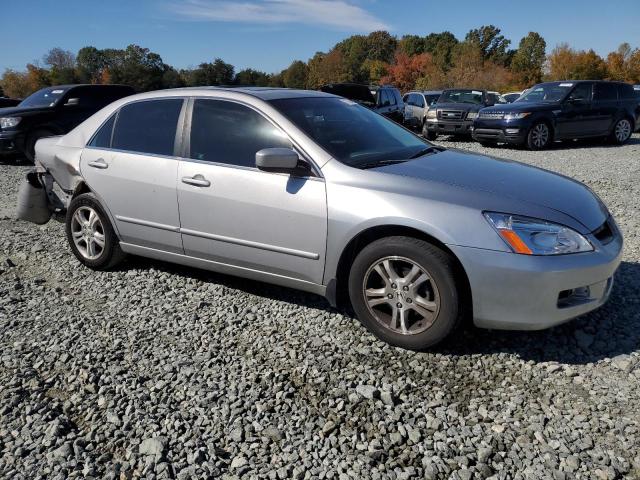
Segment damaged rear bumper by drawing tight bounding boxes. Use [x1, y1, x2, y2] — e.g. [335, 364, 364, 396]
[16, 171, 65, 224]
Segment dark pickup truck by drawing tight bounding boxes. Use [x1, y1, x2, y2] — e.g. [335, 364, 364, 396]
[320, 83, 405, 125]
[423, 88, 504, 140]
[0, 84, 134, 160]
[0, 97, 21, 108]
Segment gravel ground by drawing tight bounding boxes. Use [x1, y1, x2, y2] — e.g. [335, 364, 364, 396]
[1, 135, 639, 480]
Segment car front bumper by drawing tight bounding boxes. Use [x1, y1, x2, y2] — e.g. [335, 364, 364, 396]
[426, 119, 473, 135]
[448, 233, 623, 330]
[0, 130, 22, 153]
[472, 128, 526, 145]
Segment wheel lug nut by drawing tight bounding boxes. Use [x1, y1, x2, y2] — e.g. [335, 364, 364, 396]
[391, 283, 397, 289]
[407, 298, 413, 304]
[387, 294, 393, 299]
[403, 286, 409, 291]
[396, 302, 402, 308]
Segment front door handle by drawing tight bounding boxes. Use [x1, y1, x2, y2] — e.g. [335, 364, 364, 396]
[181, 175, 211, 187]
[88, 158, 108, 169]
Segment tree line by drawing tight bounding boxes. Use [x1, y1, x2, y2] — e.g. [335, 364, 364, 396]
[1, 26, 639, 99]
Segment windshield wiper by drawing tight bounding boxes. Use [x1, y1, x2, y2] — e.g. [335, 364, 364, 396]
[355, 159, 409, 170]
[409, 146, 439, 159]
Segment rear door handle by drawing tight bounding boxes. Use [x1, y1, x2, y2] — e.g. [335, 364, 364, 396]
[181, 175, 211, 187]
[88, 158, 108, 169]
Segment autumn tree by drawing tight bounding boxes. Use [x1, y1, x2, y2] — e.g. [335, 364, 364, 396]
[448, 42, 485, 87]
[336, 31, 398, 83]
[282, 60, 308, 89]
[306, 50, 349, 89]
[511, 32, 547, 87]
[423, 32, 459, 71]
[382, 52, 446, 92]
[398, 35, 426, 57]
[547, 44, 608, 80]
[0, 69, 31, 98]
[606, 43, 640, 82]
[43, 48, 77, 85]
[76, 46, 107, 83]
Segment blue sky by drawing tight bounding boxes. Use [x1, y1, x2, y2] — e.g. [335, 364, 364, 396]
[2, 0, 639, 73]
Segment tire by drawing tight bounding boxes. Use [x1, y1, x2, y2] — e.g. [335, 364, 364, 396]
[348, 236, 461, 351]
[24, 129, 54, 163]
[424, 126, 438, 141]
[609, 117, 633, 145]
[526, 122, 552, 150]
[65, 193, 125, 270]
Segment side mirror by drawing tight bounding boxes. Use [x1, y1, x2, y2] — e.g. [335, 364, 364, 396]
[65, 98, 80, 106]
[256, 148, 301, 172]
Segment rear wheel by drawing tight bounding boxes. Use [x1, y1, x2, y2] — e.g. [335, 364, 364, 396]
[348, 237, 461, 351]
[424, 125, 438, 141]
[526, 122, 552, 150]
[66, 193, 125, 270]
[610, 118, 632, 144]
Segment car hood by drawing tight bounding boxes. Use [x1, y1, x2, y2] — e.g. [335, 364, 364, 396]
[0, 105, 51, 116]
[435, 102, 484, 112]
[481, 102, 558, 113]
[374, 149, 608, 232]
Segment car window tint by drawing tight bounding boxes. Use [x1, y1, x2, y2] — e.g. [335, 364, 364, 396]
[112, 99, 183, 156]
[388, 90, 397, 106]
[416, 95, 425, 108]
[89, 114, 116, 148]
[569, 83, 592, 102]
[189, 99, 292, 167]
[593, 83, 618, 101]
[618, 84, 635, 99]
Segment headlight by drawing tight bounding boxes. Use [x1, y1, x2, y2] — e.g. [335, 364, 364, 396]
[484, 212, 593, 255]
[427, 109, 437, 119]
[0, 117, 21, 129]
[466, 112, 478, 119]
[504, 112, 530, 120]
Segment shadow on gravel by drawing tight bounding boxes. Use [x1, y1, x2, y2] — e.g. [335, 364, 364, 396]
[119, 255, 639, 366]
[0, 153, 28, 166]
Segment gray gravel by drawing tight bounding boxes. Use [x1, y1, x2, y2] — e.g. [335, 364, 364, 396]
[1, 135, 639, 479]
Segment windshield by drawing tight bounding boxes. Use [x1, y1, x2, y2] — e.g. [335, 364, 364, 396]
[269, 97, 433, 168]
[425, 94, 440, 106]
[439, 89, 484, 105]
[516, 83, 574, 103]
[19, 87, 68, 108]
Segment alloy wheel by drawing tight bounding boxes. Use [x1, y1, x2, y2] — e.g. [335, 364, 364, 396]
[531, 123, 549, 148]
[615, 119, 631, 143]
[362, 256, 440, 335]
[70, 206, 106, 260]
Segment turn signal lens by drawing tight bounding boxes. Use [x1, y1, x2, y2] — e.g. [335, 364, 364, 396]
[498, 229, 533, 255]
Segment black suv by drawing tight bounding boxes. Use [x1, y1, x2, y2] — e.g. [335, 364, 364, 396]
[472, 81, 640, 149]
[320, 83, 405, 124]
[423, 89, 504, 140]
[0, 84, 135, 160]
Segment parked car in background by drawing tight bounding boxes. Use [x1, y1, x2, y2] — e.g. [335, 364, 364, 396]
[487, 91, 508, 106]
[320, 83, 404, 124]
[472, 80, 639, 149]
[503, 91, 523, 103]
[424, 88, 501, 140]
[402, 90, 442, 130]
[0, 97, 21, 108]
[17, 87, 622, 351]
[0, 84, 135, 161]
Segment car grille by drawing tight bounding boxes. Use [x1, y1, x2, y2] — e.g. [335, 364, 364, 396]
[592, 217, 616, 245]
[479, 111, 505, 119]
[437, 110, 463, 120]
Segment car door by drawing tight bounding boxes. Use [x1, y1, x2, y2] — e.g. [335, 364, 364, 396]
[592, 82, 619, 134]
[80, 98, 185, 253]
[556, 82, 595, 138]
[176, 98, 327, 285]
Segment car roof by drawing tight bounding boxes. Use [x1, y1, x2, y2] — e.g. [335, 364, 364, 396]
[406, 90, 442, 95]
[125, 86, 335, 102]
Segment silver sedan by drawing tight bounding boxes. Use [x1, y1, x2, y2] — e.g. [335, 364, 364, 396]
[17, 87, 623, 350]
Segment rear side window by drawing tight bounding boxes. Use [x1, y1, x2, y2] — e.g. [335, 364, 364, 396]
[89, 114, 116, 148]
[189, 99, 291, 167]
[593, 83, 618, 101]
[618, 84, 635, 100]
[112, 99, 183, 156]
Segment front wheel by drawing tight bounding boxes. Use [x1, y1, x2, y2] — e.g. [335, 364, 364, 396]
[526, 122, 552, 150]
[610, 118, 632, 144]
[65, 193, 125, 270]
[348, 237, 461, 351]
[423, 125, 438, 141]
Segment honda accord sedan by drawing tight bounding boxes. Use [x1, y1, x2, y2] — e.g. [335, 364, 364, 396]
[17, 87, 623, 351]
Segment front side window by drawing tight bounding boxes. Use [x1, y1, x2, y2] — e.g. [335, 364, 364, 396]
[111, 99, 183, 156]
[19, 87, 68, 108]
[189, 99, 292, 167]
[269, 97, 432, 168]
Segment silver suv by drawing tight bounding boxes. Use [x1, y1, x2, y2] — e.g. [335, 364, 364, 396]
[402, 90, 442, 131]
[17, 87, 622, 350]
